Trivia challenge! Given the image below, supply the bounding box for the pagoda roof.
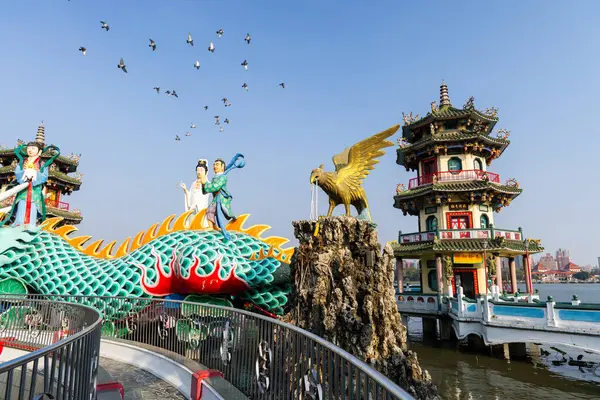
[391,237,544,257]
[0,148,80,170]
[401,129,509,150]
[46,206,83,224]
[0,165,82,189]
[403,105,498,135]
[394,180,523,200]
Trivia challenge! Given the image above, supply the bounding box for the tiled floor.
[100,357,185,400]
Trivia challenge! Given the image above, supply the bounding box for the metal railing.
[11,294,414,399]
[45,199,70,211]
[0,297,102,400]
[408,169,500,189]
[398,227,523,243]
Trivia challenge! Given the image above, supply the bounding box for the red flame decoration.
[134,247,250,296]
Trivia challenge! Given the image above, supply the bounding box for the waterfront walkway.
[100,358,185,400]
[397,288,600,353]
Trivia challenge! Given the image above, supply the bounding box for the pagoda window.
[425,216,438,232]
[480,214,489,229]
[444,120,458,130]
[473,158,483,170]
[427,270,439,291]
[447,157,462,173]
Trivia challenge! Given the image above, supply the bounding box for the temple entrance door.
[452,267,478,299]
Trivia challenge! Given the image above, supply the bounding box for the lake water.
[406,283,600,399]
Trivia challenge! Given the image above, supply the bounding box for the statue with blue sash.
[199,154,245,241]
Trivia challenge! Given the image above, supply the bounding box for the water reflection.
[406,317,600,399]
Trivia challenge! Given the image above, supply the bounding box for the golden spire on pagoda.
[440,81,451,107]
[35,121,45,146]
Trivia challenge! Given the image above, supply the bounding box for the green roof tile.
[46,207,83,222]
[391,238,544,256]
[394,180,522,200]
[0,148,80,167]
[0,165,82,187]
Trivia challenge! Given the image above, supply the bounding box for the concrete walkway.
[100,357,185,400]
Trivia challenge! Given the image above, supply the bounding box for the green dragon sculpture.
[0,209,295,318]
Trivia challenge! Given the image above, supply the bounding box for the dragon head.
[309,164,325,185]
[0,226,40,266]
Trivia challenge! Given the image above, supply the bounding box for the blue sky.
[0,0,599,266]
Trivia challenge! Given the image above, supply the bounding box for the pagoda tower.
[0,123,83,225]
[392,83,543,299]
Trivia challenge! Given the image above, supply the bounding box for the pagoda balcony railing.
[398,227,523,244]
[46,199,70,211]
[408,169,500,190]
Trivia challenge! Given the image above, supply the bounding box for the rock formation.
[283,216,440,399]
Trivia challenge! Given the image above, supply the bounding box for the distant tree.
[404,265,420,282]
[591,269,600,276]
[573,271,591,281]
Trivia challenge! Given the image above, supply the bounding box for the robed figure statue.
[180,159,210,228]
[199,154,245,241]
[0,141,60,227]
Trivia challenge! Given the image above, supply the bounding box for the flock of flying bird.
[77,20,286,141]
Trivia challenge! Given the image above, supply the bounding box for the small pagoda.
[392,83,543,299]
[0,123,83,225]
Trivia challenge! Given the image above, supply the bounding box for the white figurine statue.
[180,159,210,228]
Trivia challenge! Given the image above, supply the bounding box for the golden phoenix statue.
[309,124,400,220]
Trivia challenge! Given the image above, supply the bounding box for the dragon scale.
[0,210,294,318]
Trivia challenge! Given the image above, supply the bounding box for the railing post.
[546,296,556,327]
[482,296,491,322]
[457,286,464,317]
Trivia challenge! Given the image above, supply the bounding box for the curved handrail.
[0,297,103,372]
[16,294,414,399]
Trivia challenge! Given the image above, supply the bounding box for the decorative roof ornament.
[402,112,419,126]
[496,129,510,140]
[439,81,451,107]
[35,121,46,146]
[397,137,409,148]
[463,96,475,110]
[396,183,406,194]
[484,107,498,118]
[505,178,519,188]
[430,101,439,113]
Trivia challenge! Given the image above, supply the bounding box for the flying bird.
[214,116,220,125]
[194,60,200,70]
[224,118,230,124]
[187,33,194,46]
[172,90,178,98]
[224,100,231,107]
[242,83,248,91]
[219,127,224,132]
[78,47,87,56]
[100,21,109,31]
[309,125,400,220]
[241,60,248,70]
[216,29,224,38]
[244,33,251,44]
[185,132,191,137]
[175,135,181,141]
[117,58,127,73]
[279,82,285,89]
[190,123,196,129]
[204,105,209,111]
[208,42,215,52]
[221,97,228,104]
[165,90,172,96]
[153,87,160,93]
[149,39,156,51]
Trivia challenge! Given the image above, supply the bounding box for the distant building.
[556,248,571,270]
[597,257,600,269]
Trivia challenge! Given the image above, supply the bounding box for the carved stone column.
[509,257,517,294]
[396,258,404,293]
[435,255,443,294]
